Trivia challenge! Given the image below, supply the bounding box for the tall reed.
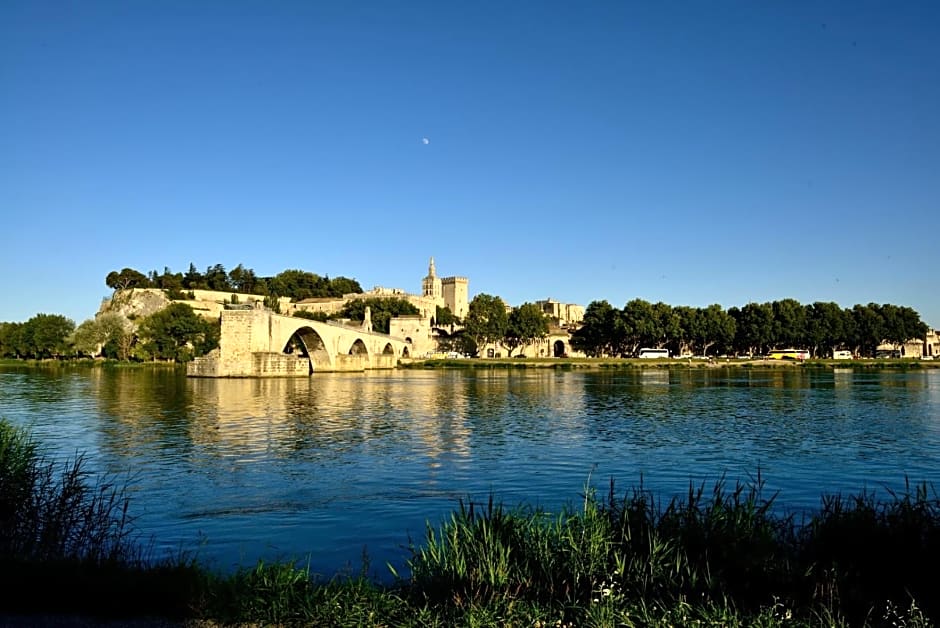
[403,474,938,625]
[0,418,203,618]
[0,419,137,564]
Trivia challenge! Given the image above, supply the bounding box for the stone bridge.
[187,305,412,377]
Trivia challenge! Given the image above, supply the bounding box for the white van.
[637,348,670,359]
[832,350,852,360]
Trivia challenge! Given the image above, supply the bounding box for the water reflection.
[1,365,939,579]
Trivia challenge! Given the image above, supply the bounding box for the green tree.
[263,294,282,314]
[732,302,774,356]
[182,263,206,290]
[463,294,509,353]
[0,322,25,358]
[137,303,216,362]
[17,314,75,359]
[570,300,617,357]
[504,303,549,357]
[652,302,681,350]
[69,313,134,360]
[253,277,270,296]
[771,298,806,348]
[228,264,259,294]
[693,304,736,357]
[268,270,325,301]
[805,301,847,357]
[154,267,184,292]
[672,305,697,356]
[850,303,885,357]
[197,318,221,357]
[70,318,106,357]
[436,330,477,357]
[204,264,230,291]
[434,305,459,326]
[100,312,135,360]
[105,268,150,291]
[880,304,928,355]
[327,276,363,297]
[621,299,659,356]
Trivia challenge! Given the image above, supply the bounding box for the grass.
[2,417,938,626]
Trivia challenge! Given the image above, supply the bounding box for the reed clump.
[403,475,939,626]
[0,419,202,618]
[0,422,135,565]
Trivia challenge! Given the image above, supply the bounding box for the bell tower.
[422,257,442,301]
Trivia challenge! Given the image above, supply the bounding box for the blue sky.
[2,1,938,327]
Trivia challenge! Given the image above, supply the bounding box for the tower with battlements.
[421,257,468,319]
[441,275,469,319]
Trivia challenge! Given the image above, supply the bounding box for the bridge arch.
[190,309,412,377]
[289,326,334,371]
[348,338,369,355]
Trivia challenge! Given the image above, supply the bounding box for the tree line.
[1,305,219,363]
[3,277,931,363]
[569,298,929,358]
[105,264,363,301]
[430,295,550,357]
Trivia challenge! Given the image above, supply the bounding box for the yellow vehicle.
[768,348,810,360]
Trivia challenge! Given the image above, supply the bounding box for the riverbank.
[4,356,937,374]
[0,358,182,369]
[401,356,940,370]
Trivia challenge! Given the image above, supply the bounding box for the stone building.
[535,298,585,327]
[387,315,436,357]
[923,329,939,358]
[291,258,467,323]
[422,257,469,319]
[475,329,584,359]
[875,330,940,359]
[291,296,346,316]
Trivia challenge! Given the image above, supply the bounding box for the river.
[1,364,939,580]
